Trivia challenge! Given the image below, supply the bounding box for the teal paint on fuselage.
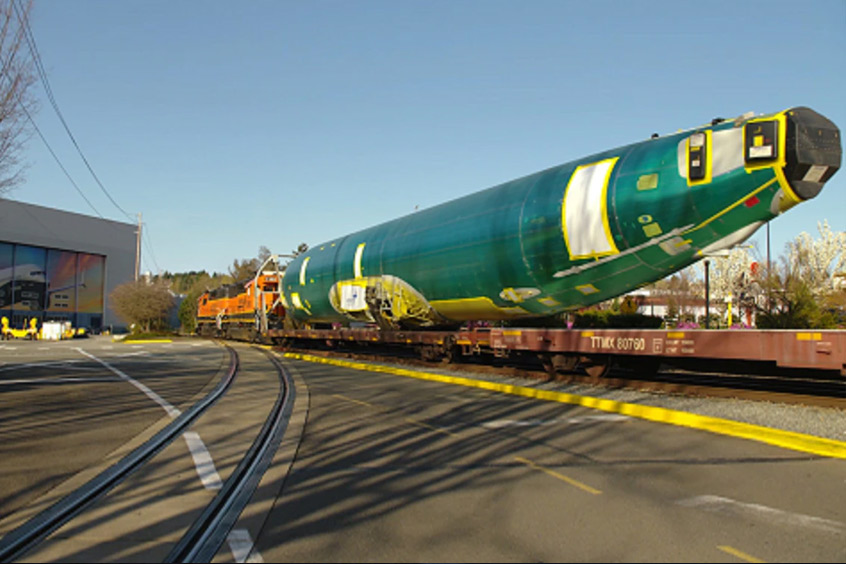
[282,109,834,325]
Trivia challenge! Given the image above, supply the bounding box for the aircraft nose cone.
[783,106,841,200]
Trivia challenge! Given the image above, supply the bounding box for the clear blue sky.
[10,0,846,276]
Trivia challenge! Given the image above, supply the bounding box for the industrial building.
[0,199,137,334]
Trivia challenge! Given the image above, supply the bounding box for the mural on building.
[0,243,11,309]
[11,245,47,311]
[46,249,78,312]
[0,241,105,329]
[77,253,105,314]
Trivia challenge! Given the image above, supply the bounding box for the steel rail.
[0,345,240,563]
[165,346,295,563]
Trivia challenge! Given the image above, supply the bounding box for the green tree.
[228,257,259,283]
[228,246,283,282]
[755,255,839,329]
[755,272,835,329]
[178,287,204,334]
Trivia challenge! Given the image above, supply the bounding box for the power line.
[141,223,162,274]
[13,0,134,223]
[0,18,102,219]
[20,102,104,218]
[11,0,167,275]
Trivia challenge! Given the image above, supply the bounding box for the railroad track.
[0,344,295,563]
[277,344,845,410]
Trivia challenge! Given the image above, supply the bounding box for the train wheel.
[539,353,580,377]
[580,355,613,379]
[419,345,436,362]
[440,335,456,364]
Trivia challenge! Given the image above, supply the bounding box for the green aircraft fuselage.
[282,107,841,328]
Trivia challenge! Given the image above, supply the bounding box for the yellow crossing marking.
[333,394,456,436]
[404,418,457,437]
[334,394,380,410]
[718,545,766,563]
[514,456,602,495]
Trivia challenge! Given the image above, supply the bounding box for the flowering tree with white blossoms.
[756,220,846,328]
[695,246,756,302]
[785,220,846,298]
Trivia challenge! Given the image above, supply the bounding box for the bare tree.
[257,245,272,264]
[110,279,175,333]
[650,265,701,323]
[0,0,37,196]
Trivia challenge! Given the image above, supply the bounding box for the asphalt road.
[2,338,844,562]
[253,357,845,563]
[0,336,227,522]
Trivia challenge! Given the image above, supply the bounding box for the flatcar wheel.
[539,353,580,377]
[440,336,456,364]
[580,355,612,379]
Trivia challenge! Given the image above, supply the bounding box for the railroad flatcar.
[196,260,285,340]
[280,107,840,330]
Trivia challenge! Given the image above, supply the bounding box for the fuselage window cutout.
[299,257,310,286]
[354,243,366,279]
[686,130,712,186]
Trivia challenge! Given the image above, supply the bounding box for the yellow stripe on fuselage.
[682,176,777,236]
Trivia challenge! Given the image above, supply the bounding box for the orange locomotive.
[196,259,285,341]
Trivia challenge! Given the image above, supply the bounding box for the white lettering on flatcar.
[588,336,645,351]
[617,337,646,351]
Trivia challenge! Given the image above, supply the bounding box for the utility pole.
[135,212,142,281]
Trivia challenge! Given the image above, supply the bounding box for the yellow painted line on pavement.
[284,352,846,460]
[334,393,456,436]
[515,456,602,495]
[718,545,765,563]
[404,418,458,437]
[334,393,380,410]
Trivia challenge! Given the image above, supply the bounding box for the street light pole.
[704,259,710,329]
[765,221,773,312]
[766,220,771,273]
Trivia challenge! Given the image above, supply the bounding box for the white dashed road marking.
[678,495,846,535]
[182,431,223,490]
[227,529,264,563]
